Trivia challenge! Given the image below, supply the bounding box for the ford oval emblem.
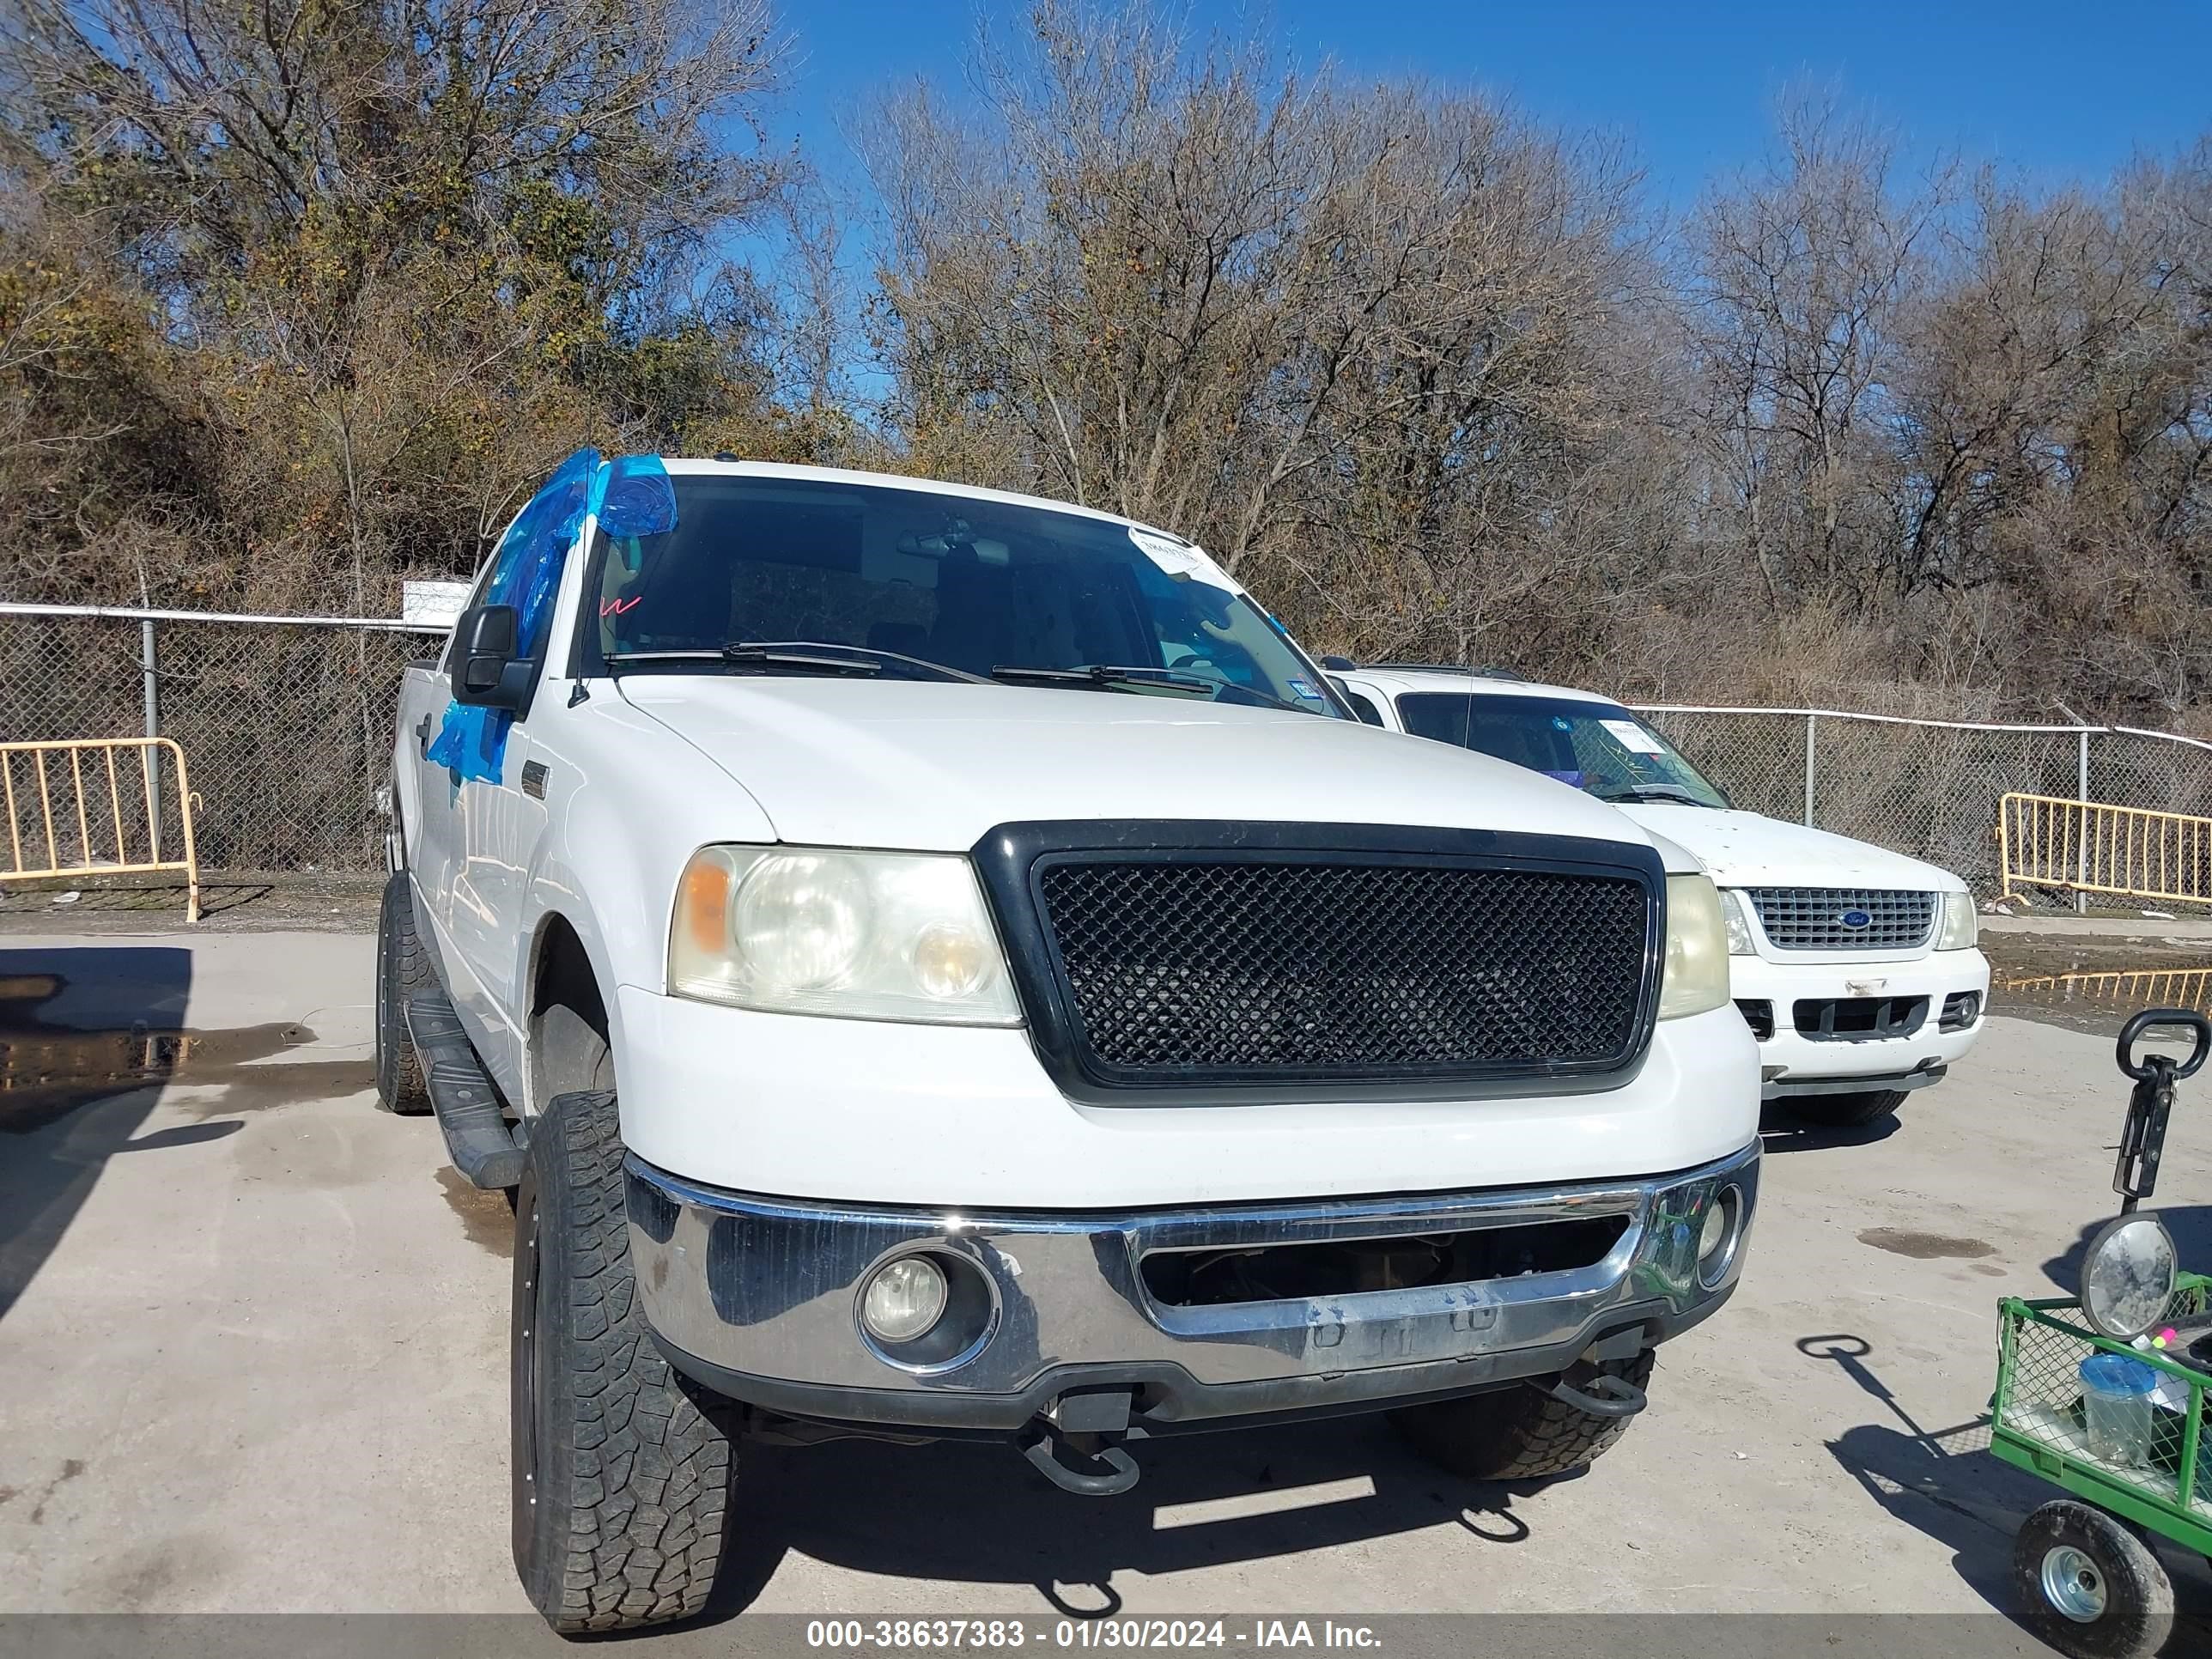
[1838,908,1872,930]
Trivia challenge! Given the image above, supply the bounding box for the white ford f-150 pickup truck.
[380,453,1760,1632]
[1328,665,1991,1128]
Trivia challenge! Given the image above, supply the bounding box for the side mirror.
[451,604,532,711]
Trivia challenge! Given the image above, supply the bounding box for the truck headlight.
[671,846,1023,1025]
[1935,889,1978,951]
[1658,873,1731,1020]
[1717,888,1757,956]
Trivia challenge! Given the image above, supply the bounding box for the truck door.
[416,452,672,1103]
[440,719,543,1097]
[417,459,593,1097]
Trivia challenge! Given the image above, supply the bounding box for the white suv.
[1330,665,1990,1128]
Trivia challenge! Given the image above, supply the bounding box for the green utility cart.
[1989,1006,2212,1658]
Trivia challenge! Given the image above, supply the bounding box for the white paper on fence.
[1601,718,1668,756]
[1129,528,1242,593]
[402,579,473,629]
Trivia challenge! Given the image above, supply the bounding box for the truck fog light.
[861,1256,948,1342]
[1698,1186,1742,1287]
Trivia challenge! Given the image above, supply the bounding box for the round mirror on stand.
[2079,1214,2178,1340]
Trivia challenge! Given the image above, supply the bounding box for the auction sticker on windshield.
[1600,718,1668,756]
[1129,527,1242,592]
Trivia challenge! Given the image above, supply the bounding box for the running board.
[404,992,526,1189]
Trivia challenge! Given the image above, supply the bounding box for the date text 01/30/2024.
[805,1621,1382,1651]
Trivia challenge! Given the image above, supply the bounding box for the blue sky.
[767,0,2212,206]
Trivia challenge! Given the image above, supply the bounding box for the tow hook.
[1536,1370,1648,1419]
[1020,1425,1141,1496]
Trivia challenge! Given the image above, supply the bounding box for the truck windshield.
[1395,691,1730,808]
[579,474,1343,718]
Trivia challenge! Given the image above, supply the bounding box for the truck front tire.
[512,1087,735,1632]
[1389,1351,1655,1480]
[374,872,434,1115]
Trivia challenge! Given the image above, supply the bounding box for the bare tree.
[862,1,1652,671]
[1689,96,1949,609]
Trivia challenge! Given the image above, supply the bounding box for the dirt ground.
[0,877,380,934]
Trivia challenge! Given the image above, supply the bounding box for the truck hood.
[1614,804,1964,891]
[618,677,1672,858]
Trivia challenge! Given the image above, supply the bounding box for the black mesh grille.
[1033,859,1652,1084]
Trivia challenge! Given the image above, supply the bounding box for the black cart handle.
[2117,1008,2212,1082]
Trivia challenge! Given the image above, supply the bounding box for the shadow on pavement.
[695,1411,1555,1625]
[0,946,263,1321]
[2,947,191,1320]
[1758,1109,1904,1154]
[1803,1333,2212,1655]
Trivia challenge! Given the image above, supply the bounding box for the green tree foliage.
[2,0,2209,732]
[0,0,804,609]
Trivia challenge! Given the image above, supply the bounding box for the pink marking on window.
[600,595,641,617]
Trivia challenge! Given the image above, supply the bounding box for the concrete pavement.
[0,928,2208,1632]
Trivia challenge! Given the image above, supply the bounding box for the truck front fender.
[512,693,776,1115]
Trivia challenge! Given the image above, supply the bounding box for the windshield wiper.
[1592,782,1722,808]
[988,664,1218,695]
[606,646,878,677]
[605,641,984,682]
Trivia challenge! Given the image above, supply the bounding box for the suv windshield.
[578,474,1342,718]
[1395,691,1729,808]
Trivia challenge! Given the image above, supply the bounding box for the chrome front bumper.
[625,1141,1759,1435]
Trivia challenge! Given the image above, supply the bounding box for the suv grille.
[1747,888,1935,952]
[1032,859,1652,1085]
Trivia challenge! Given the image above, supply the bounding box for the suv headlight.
[670,846,1022,1025]
[1659,873,1732,1020]
[1717,888,1757,956]
[1935,889,1978,951]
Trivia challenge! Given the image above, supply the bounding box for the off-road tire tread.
[1789,1088,1909,1129]
[522,1087,733,1632]
[2009,1498,2173,1659]
[374,872,434,1114]
[1391,1351,1656,1480]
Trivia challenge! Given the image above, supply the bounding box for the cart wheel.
[2012,1500,2173,1659]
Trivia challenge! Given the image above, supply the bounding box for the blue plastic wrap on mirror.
[426,451,676,784]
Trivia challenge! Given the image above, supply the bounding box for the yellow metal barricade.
[1997,792,2212,909]
[1999,965,2212,1015]
[0,737,201,921]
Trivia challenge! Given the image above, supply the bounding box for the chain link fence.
[0,605,437,878]
[3,604,2211,890]
[1636,706,2212,896]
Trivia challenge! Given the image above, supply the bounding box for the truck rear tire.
[1390,1352,1655,1480]
[1789,1089,1908,1129]
[512,1087,735,1632]
[374,872,434,1115]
